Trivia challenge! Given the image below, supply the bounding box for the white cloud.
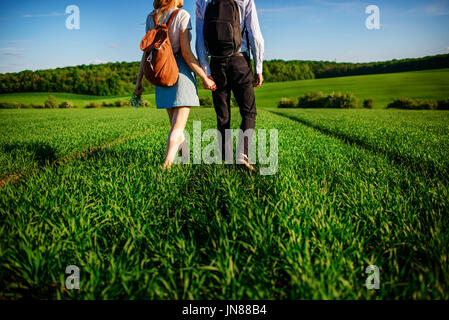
[258,5,315,14]
[22,12,63,18]
[425,3,449,16]
[0,63,25,73]
[258,8,286,13]
[5,52,22,57]
[110,44,121,48]
[88,59,109,65]
[313,0,362,12]
[0,47,25,51]
[407,1,449,16]
[0,40,31,44]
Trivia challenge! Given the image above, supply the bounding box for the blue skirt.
[155,54,200,109]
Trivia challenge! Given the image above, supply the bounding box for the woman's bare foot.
[163,162,172,171]
[164,136,186,170]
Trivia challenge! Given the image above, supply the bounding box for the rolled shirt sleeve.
[245,0,264,74]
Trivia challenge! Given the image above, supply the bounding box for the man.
[196,0,264,171]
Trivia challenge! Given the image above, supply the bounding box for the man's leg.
[210,58,232,161]
[230,55,257,159]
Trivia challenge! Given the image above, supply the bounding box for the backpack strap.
[152,9,180,28]
[166,9,181,28]
[152,10,159,27]
[243,24,251,58]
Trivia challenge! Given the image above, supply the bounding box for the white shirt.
[146,8,192,55]
[195,0,265,76]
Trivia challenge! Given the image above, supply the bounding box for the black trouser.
[210,54,257,160]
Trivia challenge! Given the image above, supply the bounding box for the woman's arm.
[135,52,145,95]
[180,29,216,91]
[195,0,211,77]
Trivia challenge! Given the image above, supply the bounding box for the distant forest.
[1,54,448,96]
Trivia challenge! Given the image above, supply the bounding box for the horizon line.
[1,53,448,75]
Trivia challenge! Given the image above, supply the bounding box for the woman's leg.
[165,108,188,158]
[166,109,175,156]
[167,108,175,124]
[164,107,191,169]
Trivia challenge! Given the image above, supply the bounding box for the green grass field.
[1,107,448,299]
[1,68,448,109]
[255,68,449,108]
[0,92,156,109]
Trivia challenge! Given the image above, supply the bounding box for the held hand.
[253,74,264,88]
[134,83,143,96]
[203,76,217,91]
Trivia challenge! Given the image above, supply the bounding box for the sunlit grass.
[0,108,448,299]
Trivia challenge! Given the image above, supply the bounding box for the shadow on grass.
[1,142,57,166]
[270,110,449,183]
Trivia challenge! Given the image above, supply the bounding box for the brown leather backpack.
[140,9,180,87]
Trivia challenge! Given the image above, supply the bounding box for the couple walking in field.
[134,0,264,171]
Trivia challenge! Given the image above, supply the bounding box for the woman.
[135,0,216,170]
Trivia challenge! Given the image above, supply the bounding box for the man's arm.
[195,0,211,77]
[245,0,265,85]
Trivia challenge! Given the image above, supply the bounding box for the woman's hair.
[153,0,179,21]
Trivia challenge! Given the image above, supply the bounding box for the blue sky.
[0,0,448,73]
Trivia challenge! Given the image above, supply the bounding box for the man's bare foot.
[236,154,257,173]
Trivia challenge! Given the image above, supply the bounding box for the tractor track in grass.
[1,108,448,299]
[269,110,448,183]
[0,129,154,188]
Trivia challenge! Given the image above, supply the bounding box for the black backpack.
[203,0,242,58]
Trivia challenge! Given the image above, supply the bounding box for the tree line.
[1,54,448,96]
[278,93,449,110]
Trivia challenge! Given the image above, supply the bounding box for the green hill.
[1,54,448,96]
[1,68,448,109]
[255,68,449,108]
